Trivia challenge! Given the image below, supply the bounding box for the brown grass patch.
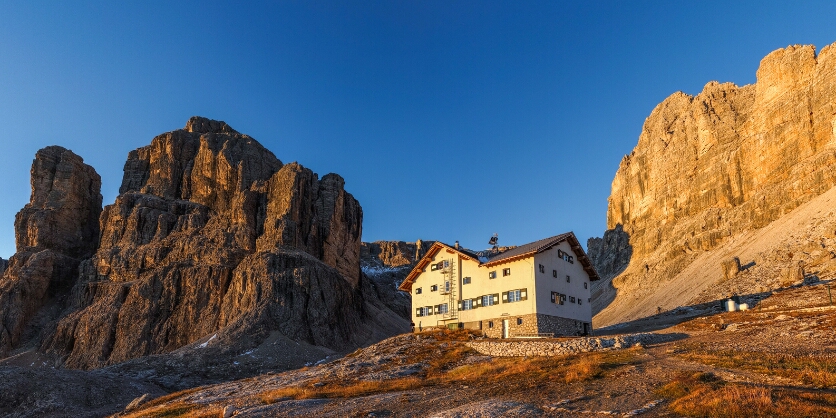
[260,377,423,404]
[679,350,836,388]
[658,372,836,417]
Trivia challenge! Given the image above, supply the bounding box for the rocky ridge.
[0,117,407,376]
[590,42,836,326]
[360,240,434,320]
[0,146,102,356]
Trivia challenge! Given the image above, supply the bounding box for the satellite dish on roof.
[488,233,498,246]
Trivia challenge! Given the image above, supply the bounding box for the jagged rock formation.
[0,147,102,356]
[0,117,406,372]
[0,258,7,275]
[360,240,434,320]
[591,43,836,326]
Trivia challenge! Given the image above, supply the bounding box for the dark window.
[568,256,574,264]
[584,282,588,289]
[570,296,576,303]
[489,271,497,279]
[553,270,557,278]
[488,321,494,328]
[463,276,471,285]
[430,285,438,292]
[517,318,523,325]
[579,299,582,305]
[539,264,545,273]
[503,268,511,276]
[415,287,422,294]
[566,275,571,283]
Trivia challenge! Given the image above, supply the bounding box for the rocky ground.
[117,279,836,418]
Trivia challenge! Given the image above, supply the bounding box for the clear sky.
[1,1,835,258]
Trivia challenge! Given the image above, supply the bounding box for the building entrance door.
[502,319,510,338]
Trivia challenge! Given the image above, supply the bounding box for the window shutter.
[472,298,479,309]
[493,293,499,304]
[502,291,508,302]
[521,288,527,301]
[416,308,421,316]
[457,301,462,310]
[551,292,556,303]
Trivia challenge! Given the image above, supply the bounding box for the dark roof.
[484,233,573,264]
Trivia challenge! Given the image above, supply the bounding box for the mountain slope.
[590,42,836,326]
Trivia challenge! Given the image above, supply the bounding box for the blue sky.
[1,1,835,258]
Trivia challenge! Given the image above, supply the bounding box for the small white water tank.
[726,299,738,311]
[739,303,749,311]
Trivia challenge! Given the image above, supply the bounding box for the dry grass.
[658,371,836,417]
[262,339,638,404]
[679,350,836,388]
[121,402,223,418]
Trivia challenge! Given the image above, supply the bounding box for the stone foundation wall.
[453,313,590,338]
[465,333,671,357]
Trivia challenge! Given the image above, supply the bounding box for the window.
[584,282,588,289]
[568,256,574,264]
[503,268,511,276]
[503,289,527,303]
[431,263,438,271]
[553,270,557,278]
[444,281,450,293]
[517,318,523,325]
[416,306,432,317]
[430,285,438,292]
[415,287,422,294]
[539,264,545,273]
[483,295,495,306]
[551,292,566,305]
[462,299,473,310]
[431,261,447,271]
[578,299,582,305]
[488,321,494,328]
[463,276,471,285]
[566,275,571,283]
[508,289,521,302]
[588,298,591,303]
[439,303,449,314]
[489,271,497,279]
[570,296,576,303]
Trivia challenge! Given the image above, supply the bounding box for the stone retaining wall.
[465,333,669,357]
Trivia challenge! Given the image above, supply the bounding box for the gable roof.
[397,232,600,292]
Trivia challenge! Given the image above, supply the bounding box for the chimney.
[454,241,459,249]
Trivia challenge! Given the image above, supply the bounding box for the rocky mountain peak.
[0,119,400,371]
[184,116,239,134]
[591,41,836,326]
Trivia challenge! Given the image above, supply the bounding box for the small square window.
[539,264,545,273]
[517,318,523,325]
[430,285,438,292]
[463,276,471,285]
[415,287,422,294]
[553,270,557,278]
[584,282,588,289]
[566,275,571,283]
[489,271,497,279]
[503,268,511,276]
[570,296,576,303]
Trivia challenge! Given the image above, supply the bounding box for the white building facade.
[399,233,600,338]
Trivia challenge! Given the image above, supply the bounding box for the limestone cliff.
[0,117,406,372]
[592,43,836,326]
[0,147,102,356]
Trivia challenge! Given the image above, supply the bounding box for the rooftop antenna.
[488,233,498,251]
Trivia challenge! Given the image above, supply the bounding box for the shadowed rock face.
[0,117,405,370]
[0,146,102,356]
[593,42,836,325]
